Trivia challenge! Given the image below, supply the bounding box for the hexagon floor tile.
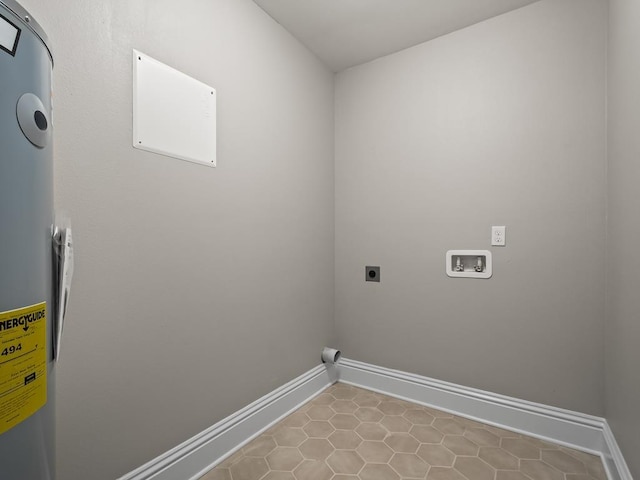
[200,384,606,480]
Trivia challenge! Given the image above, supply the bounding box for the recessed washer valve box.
[446,250,492,279]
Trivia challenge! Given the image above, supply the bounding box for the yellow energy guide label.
[0,302,47,435]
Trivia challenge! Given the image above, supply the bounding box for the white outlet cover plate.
[491,226,506,246]
[133,50,216,167]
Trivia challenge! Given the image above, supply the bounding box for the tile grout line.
[204,383,606,480]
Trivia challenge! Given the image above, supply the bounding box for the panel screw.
[24,15,30,22]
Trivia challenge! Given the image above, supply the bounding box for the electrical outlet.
[492,226,506,246]
[365,266,380,282]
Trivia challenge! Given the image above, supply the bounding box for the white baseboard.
[337,358,632,480]
[602,422,634,480]
[118,358,632,480]
[117,364,338,480]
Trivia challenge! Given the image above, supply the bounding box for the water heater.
[0,1,55,479]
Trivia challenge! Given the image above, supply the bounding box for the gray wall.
[606,0,640,476]
[18,1,335,479]
[335,0,607,415]
[12,0,630,477]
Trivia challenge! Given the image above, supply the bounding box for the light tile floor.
[200,383,607,480]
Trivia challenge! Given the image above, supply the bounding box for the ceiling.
[253,0,541,72]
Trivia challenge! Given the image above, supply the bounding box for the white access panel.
[133,50,216,167]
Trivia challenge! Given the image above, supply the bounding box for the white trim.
[118,358,632,480]
[337,358,632,480]
[602,422,634,480]
[117,364,337,480]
